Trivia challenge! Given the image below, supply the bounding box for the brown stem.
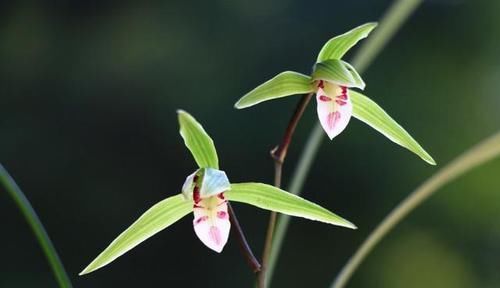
[257,92,314,288]
[271,93,314,164]
[227,202,261,273]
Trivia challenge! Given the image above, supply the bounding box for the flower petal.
[193,195,230,253]
[200,168,231,198]
[316,81,353,140]
[181,170,198,200]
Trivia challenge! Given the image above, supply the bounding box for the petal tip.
[211,245,224,253]
[326,131,336,140]
[340,219,358,230]
[234,101,244,109]
[79,266,92,276]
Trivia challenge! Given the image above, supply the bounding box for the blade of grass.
[331,130,500,288]
[0,164,72,288]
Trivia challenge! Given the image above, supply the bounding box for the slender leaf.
[312,59,365,89]
[317,23,378,62]
[226,183,356,229]
[80,194,192,275]
[350,91,436,165]
[178,110,219,169]
[234,71,314,109]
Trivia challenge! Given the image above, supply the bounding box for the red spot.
[217,211,228,219]
[336,99,347,106]
[319,95,332,102]
[341,86,347,94]
[217,193,225,200]
[317,80,325,89]
[338,93,347,100]
[193,186,201,204]
[327,111,341,129]
[194,216,208,225]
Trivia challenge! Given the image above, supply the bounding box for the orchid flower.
[234,23,436,165]
[80,110,355,275]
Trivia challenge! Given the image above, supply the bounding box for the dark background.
[1,0,500,287]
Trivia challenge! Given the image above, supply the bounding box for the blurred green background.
[1,0,500,287]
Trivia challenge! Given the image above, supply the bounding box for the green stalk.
[0,164,73,288]
[267,0,423,285]
[331,131,500,288]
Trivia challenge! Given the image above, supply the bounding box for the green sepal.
[350,91,436,165]
[226,183,356,229]
[316,22,378,62]
[80,194,192,275]
[178,110,219,169]
[234,71,314,109]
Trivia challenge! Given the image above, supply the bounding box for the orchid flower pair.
[80,110,355,275]
[81,22,436,276]
[235,23,436,165]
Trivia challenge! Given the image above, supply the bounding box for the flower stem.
[0,164,73,288]
[266,0,424,285]
[228,203,261,272]
[257,92,314,288]
[331,130,500,288]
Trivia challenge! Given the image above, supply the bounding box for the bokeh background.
[1,0,500,287]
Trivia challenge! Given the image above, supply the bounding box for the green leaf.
[234,71,314,109]
[80,194,192,275]
[178,110,219,169]
[350,91,436,165]
[312,59,365,89]
[317,22,378,62]
[226,183,356,229]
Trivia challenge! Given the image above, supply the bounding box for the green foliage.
[178,110,219,169]
[312,59,365,89]
[80,195,192,275]
[234,71,314,109]
[316,22,378,62]
[350,91,436,165]
[226,183,356,229]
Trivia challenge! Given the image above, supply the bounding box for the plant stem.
[267,0,424,285]
[228,203,261,272]
[331,130,500,288]
[257,92,314,288]
[267,123,324,283]
[0,164,73,288]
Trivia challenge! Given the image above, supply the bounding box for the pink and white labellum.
[191,175,230,253]
[316,80,353,140]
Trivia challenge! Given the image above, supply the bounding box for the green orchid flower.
[80,110,356,275]
[234,23,436,165]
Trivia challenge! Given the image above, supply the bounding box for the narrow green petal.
[178,110,219,169]
[79,194,192,275]
[317,22,378,62]
[234,71,314,109]
[350,91,436,165]
[226,183,356,229]
[312,59,365,89]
